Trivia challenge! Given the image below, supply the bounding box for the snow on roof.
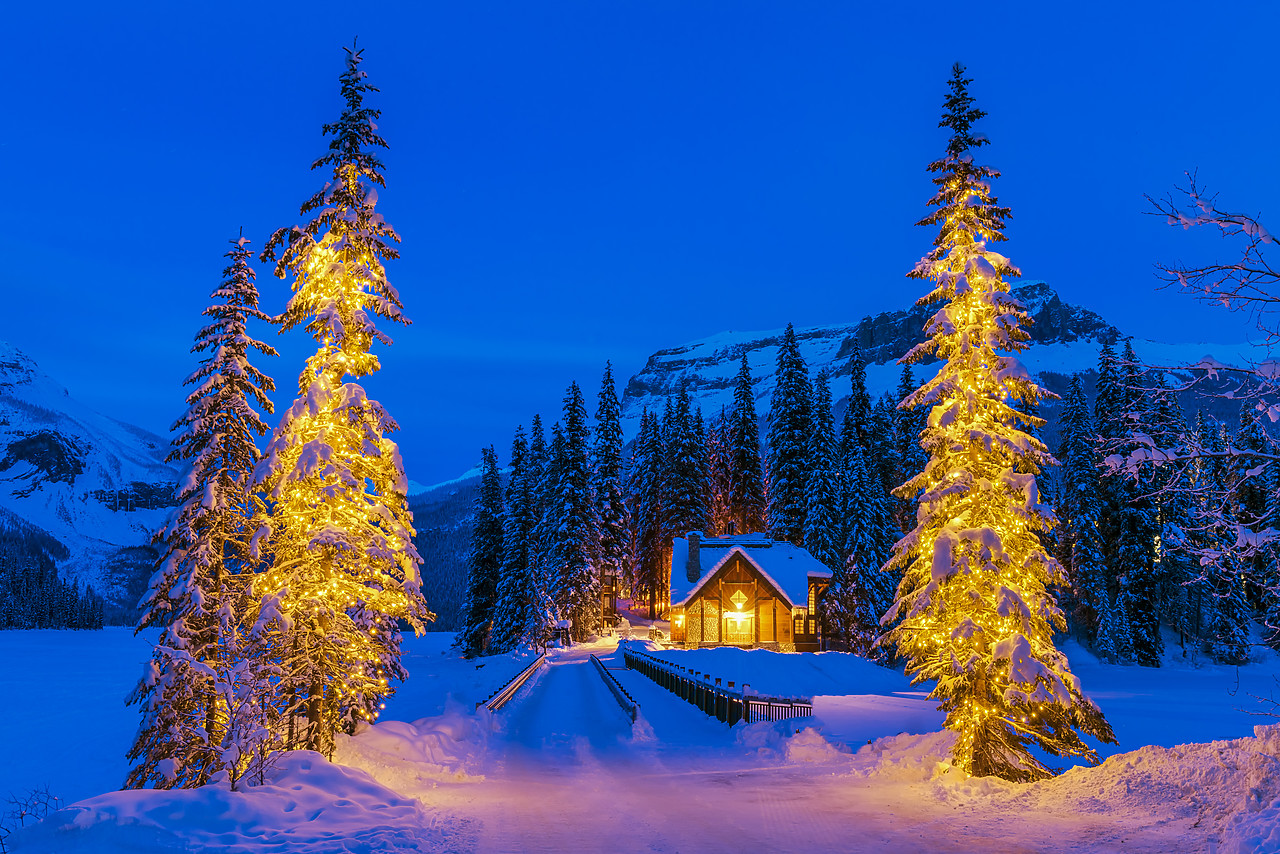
[670,534,832,609]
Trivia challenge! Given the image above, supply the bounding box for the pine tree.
[893,364,929,529]
[706,409,733,536]
[803,370,842,570]
[870,393,902,513]
[528,422,567,637]
[490,426,549,651]
[547,382,600,641]
[492,415,557,650]
[1093,339,1125,559]
[1147,375,1198,654]
[834,350,896,591]
[767,324,812,545]
[628,409,667,618]
[845,343,873,449]
[1234,404,1271,607]
[826,439,896,655]
[665,389,709,541]
[459,446,504,657]
[252,45,431,755]
[127,233,278,789]
[593,363,632,601]
[883,64,1115,781]
[1260,463,1280,649]
[528,415,549,515]
[1111,341,1162,666]
[1056,375,1111,646]
[1194,415,1252,663]
[693,407,712,525]
[728,354,768,535]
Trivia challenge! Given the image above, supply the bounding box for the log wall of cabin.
[677,553,797,648]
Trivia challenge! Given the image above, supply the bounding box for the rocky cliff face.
[619,281,1122,433]
[0,342,178,621]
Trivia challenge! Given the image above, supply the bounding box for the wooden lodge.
[668,532,831,652]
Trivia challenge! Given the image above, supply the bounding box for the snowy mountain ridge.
[618,281,1260,434]
[0,340,179,617]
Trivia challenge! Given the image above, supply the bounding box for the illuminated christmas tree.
[253,44,431,755]
[882,64,1115,781]
[127,233,278,788]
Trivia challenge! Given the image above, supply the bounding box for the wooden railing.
[590,654,639,723]
[475,652,547,712]
[622,646,812,726]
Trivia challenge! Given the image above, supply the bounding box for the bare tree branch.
[1147,172,1280,346]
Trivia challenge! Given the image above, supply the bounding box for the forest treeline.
[460,332,1277,667]
[0,524,104,629]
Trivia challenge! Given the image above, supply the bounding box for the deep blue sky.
[4,2,1278,485]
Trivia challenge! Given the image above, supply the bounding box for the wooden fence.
[475,652,547,712]
[590,654,639,723]
[622,646,812,726]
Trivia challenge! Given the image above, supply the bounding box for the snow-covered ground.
[5,629,1280,852]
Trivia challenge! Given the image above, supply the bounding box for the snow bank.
[850,724,1280,854]
[333,698,489,794]
[1013,723,1280,854]
[12,751,466,854]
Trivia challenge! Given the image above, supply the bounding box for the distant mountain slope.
[0,342,179,621]
[409,474,483,633]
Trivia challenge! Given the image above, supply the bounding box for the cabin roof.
[670,534,832,609]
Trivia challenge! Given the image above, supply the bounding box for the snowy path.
[384,644,1199,854]
[12,633,1263,853]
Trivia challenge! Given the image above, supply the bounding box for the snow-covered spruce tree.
[1233,405,1271,605]
[870,393,902,512]
[693,407,712,526]
[664,389,710,542]
[1115,341,1162,666]
[526,415,549,524]
[127,233,278,789]
[593,364,632,599]
[826,359,900,653]
[844,343,873,449]
[459,446,504,657]
[488,426,529,652]
[490,425,553,651]
[706,409,733,536]
[893,364,929,530]
[1092,342,1127,585]
[548,382,600,641]
[1261,464,1280,649]
[1145,375,1200,653]
[253,45,431,755]
[826,442,896,655]
[729,354,768,535]
[803,370,842,570]
[628,409,668,618]
[1056,375,1111,645]
[767,324,812,545]
[882,64,1115,781]
[1194,415,1252,663]
[526,421,566,634]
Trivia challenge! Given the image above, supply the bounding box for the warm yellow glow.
[881,68,1114,780]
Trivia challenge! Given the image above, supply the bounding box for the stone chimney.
[686,531,701,583]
